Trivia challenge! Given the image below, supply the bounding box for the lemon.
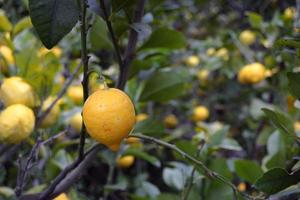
[53,193,70,200]
[284,7,295,20]
[0,45,14,65]
[39,46,62,58]
[237,182,247,192]
[238,63,266,84]
[0,77,36,107]
[294,122,300,132]
[0,104,35,144]
[215,48,229,61]
[69,112,82,132]
[239,30,256,45]
[116,155,135,168]
[193,106,209,121]
[136,113,148,122]
[67,85,83,105]
[125,136,141,145]
[164,114,178,129]
[185,55,200,67]
[82,88,136,151]
[197,69,209,82]
[40,97,60,128]
[206,48,216,56]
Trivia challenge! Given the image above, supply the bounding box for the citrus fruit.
[215,48,229,60]
[284,7,295,20]
[53,193,70,200]
[0,45,14,65]
[116,155,135,168]
[69,112,82,132]
[164,114,178,129]
[39,46,62,58]
[40,97,60,128]
[206,48,216,56]
[192,106,209,121]
[82,88,136,151]
[67,85,83,105]
[185,55,200,67]
[136,113,148,122]
[294,122,300,132]
[237,182,247,192]
[239,30,256,45]
[197,69,209,82]
[0,76,35,107]
[238,63,266,84]
[0,104,35,144]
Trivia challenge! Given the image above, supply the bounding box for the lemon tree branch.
[129,134,253,200]
[117,0,146,89]
[78,0,90,160]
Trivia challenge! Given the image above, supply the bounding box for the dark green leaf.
[287,72,300,99]
[262,108,295,137]
[123,148,161,167]
[140,68,191,102]
[234,159,263,184]
[29,0,79,48]
[246,12,263,29]
[133,118,165,137]
[140,28,186,50]
[255,168,300,194]
[89,17,113,50]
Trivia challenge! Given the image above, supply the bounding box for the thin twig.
[117,0,146,89]
[78,0,90,160]
[99,0,123,70]
[129,134,252,200]
[15,137,43,197]
[36,61,82,126]
[36,144,102,200]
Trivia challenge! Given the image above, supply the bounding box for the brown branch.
[36,61,82,127]
[117,0,146,90]
[78,0,90,160]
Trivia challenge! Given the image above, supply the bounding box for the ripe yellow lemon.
[193,106,209,121]
[136,113,148,122]
[0,77,35,107]
[0,104,35,144]
[116,155,135,168]
[215,48,229,61]
[82,88,136,151]
[67,85,83,105]
[237,182,247,192]
[40,97,60,128]
[284,7,295,20]
[197,69,209,82]
[39,46,62,58]
[239,30,256,45]
[206,48,216,56]
[69,112,82,132]
[53,193,70,200]
[164,114,178,129]
[0,45,14,65]
[294,122,300,132]
[238,63,266,84]
[185,55,200,67]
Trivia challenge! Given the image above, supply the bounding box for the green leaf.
[13,17,33,36]
[89,17,113,51]
[0,10,12,32]
[287,72,300,99]
[133,118,165,137]
[262,108,295,137]
[123,148,161,167]
[140,68,191,102]
[255,168,300,194]
[140,28,186,50]
[234,159,263,184]
[246,12,263,29]
[29,0,79,48]
[275,38,300,49]
[0,187,14,197]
